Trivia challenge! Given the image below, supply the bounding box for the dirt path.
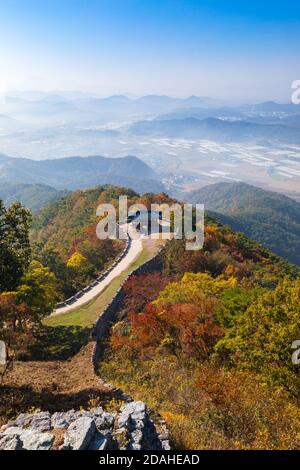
[52,223,143,315]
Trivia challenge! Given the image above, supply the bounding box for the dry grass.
[0,342,113,426]
[51,429,65,450]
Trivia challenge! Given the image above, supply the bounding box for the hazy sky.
[1,0,300,101]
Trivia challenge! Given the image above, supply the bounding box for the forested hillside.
[101,218,300,450]
[1,186,300,450]
[30,185,175,299]
[0,200,58,359]
[0,186,176,430]
[187,182,300,266]
[0,153,165,194]
[0,181,67,211]
[30,186,136,299]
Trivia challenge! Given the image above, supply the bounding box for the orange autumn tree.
[111,273,233,361]
[0,293,29,339]
[128,302,224,359]
[122,273,169,315]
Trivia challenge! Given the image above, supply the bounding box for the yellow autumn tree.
[66,251,88,273]
[155,272,237,308]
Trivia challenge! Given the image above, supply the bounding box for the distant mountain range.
[187,182,300,266]
[0,154,165,194]
[159,100,300,119]
[1,95,300,159]
[0,93,226,127]
[1,93,299,133]
[129,117,300,143]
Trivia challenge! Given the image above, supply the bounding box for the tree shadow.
[17,325,91,361]
[0,384,114,425]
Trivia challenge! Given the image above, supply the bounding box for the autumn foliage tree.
[111,273,232,361]
[0,201,31,291]
[16,260,58,321]
[101,263,300,450]
[0,200,58,360]
[0,293,29,343]
[122,273,169,315]
[215,278,300,396]
[124,301,224,360]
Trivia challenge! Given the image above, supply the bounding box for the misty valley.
[0,95,300,201]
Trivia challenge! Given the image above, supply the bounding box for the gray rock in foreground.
[3,427,53,450]
[0,433,23,450]
[88,431,111,450]
[0,401,170,451]
[51,410,79,429]
[31,411,51,432]
[117,401,163,450]
[60,417,96,450]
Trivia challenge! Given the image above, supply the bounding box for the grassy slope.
[44,241,158,328]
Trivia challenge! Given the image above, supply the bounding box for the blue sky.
[0,0,300,101]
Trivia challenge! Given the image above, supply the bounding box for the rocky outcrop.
[117,401,170,450]
[60,417,96,450]
[0,402,170,451]
[1,427,54,450]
